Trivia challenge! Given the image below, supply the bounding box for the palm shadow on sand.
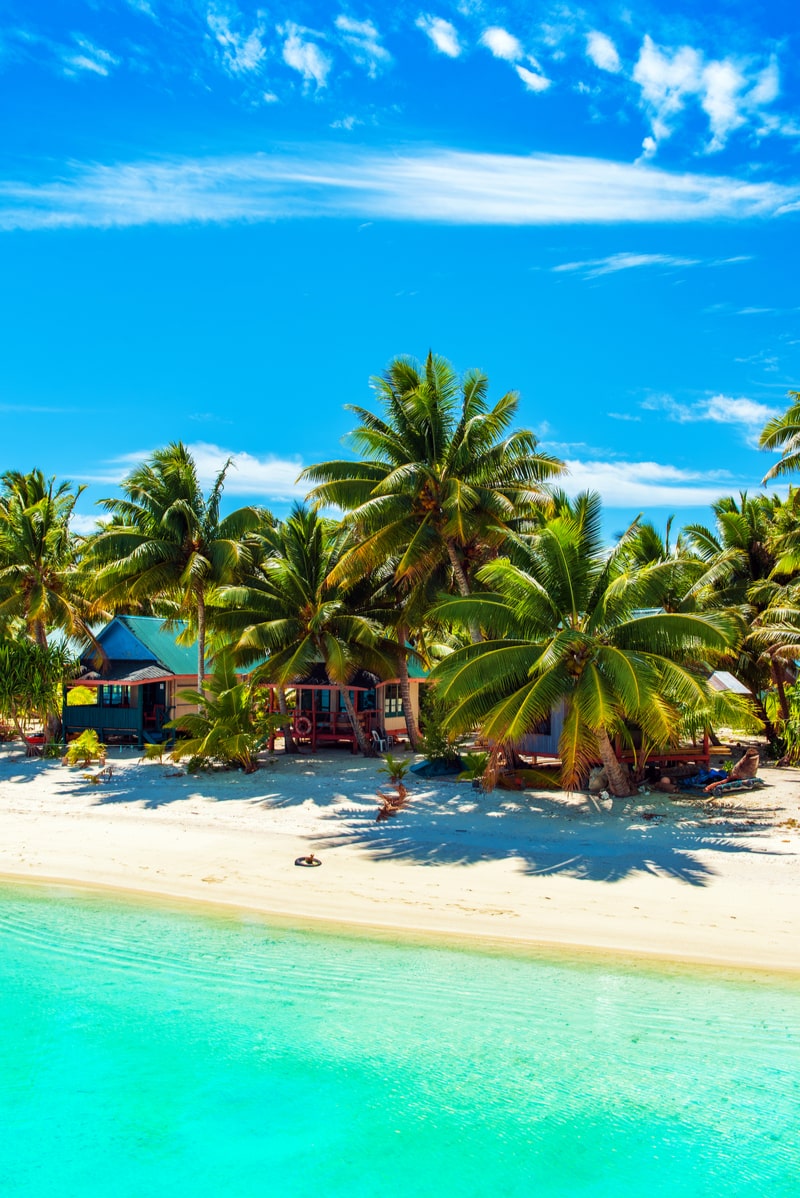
[313,788,787,887]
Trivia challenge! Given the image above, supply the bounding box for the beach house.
[64,616,428,751]
[63,616,200,747]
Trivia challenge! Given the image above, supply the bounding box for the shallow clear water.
[0,884,797,1197]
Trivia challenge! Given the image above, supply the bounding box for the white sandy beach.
[1,746,798,974]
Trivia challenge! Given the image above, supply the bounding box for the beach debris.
[376,782,408,821]
[656,776,677,793]
[704,746,760,794]
[588,766,608,793]
[80,764,114,785]
[294,852,322,867]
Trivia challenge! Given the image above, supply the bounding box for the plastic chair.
[371,728,388,752]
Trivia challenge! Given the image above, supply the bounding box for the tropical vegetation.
[165,649,281,773]
[430,492,739,796]
[2,354,800,784]
[0,639,76,750]
[87,442,265,693]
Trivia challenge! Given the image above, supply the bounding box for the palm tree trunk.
[397,645,421,749]
[446,539,471,595]
[596,728,636,797]
[33,620,47,648]
[752,693,778,743]
[338,684,373,756]
[446,539,481,644]
[277,686,297,753]
[770,657,790,722]
[196,590,206,706]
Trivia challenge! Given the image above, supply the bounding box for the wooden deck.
[291,709,379,753]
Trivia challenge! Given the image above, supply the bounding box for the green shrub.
[64,729,106,766]
[378,753,410,784]
[457,751,489,782]
[418,688,462,765]
[166,650,280,773]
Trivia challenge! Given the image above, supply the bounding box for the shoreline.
[3,870,800,986]
[2,748,798,979]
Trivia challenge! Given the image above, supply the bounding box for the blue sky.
[1,0,798,535]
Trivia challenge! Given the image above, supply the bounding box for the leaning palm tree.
[430,492,738,796]
[0,469,90,646]
[88,443,266,693]
[215,505,395,756]
[300,353,564,616]
[759,390,800,482]
[683,492,790,731]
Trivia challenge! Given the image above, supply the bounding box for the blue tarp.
[410,758,463,778]
[677,768,727,791]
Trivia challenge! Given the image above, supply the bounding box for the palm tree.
[89,443,266,693]
[300,353,563,629]
[215,505,395,756]
[166,649,277,773]
[615,516,705,613]
[683,492,788,729]
[430,492,737,796]
[0,470,89,646]
[759,390,800,481]
[683,493,780,606]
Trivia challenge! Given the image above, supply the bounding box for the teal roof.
[405,645,429,679]
[107,616,197,676]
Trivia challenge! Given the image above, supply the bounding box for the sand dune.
[1,747,798,974]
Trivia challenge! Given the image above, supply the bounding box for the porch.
[290,684,380,753]
[64,673,173,748]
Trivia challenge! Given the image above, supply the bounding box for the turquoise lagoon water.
[0,884,798,1197]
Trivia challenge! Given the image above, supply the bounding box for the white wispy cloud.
[281,22,331,88]
[207,5,266,75]
[416,15,461,58]
[560,459,736,507]
[1,147,797,232]
[63,36,119,77]
[553,251,698,277]
[334,15,390,77]
[480,27,523,62]
[515,64,550,92]
[108,443,307,500]
[551,251,751,278]
[478,25,549,93]
[586,31,620,74]
[642,393,781,444]
[330,114,363,130]
[125,0,156,16]
[633,35,780,155]
[71,513,106,535]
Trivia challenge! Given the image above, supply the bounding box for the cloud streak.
[642,393,781,445]
[0,147,797,232]
[552,251,751,278]
[560,459,739,507]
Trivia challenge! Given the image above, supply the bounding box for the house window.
[101,686,132,707]
[383,684,404,717]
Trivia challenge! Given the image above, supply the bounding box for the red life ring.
[295,716,313,737]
